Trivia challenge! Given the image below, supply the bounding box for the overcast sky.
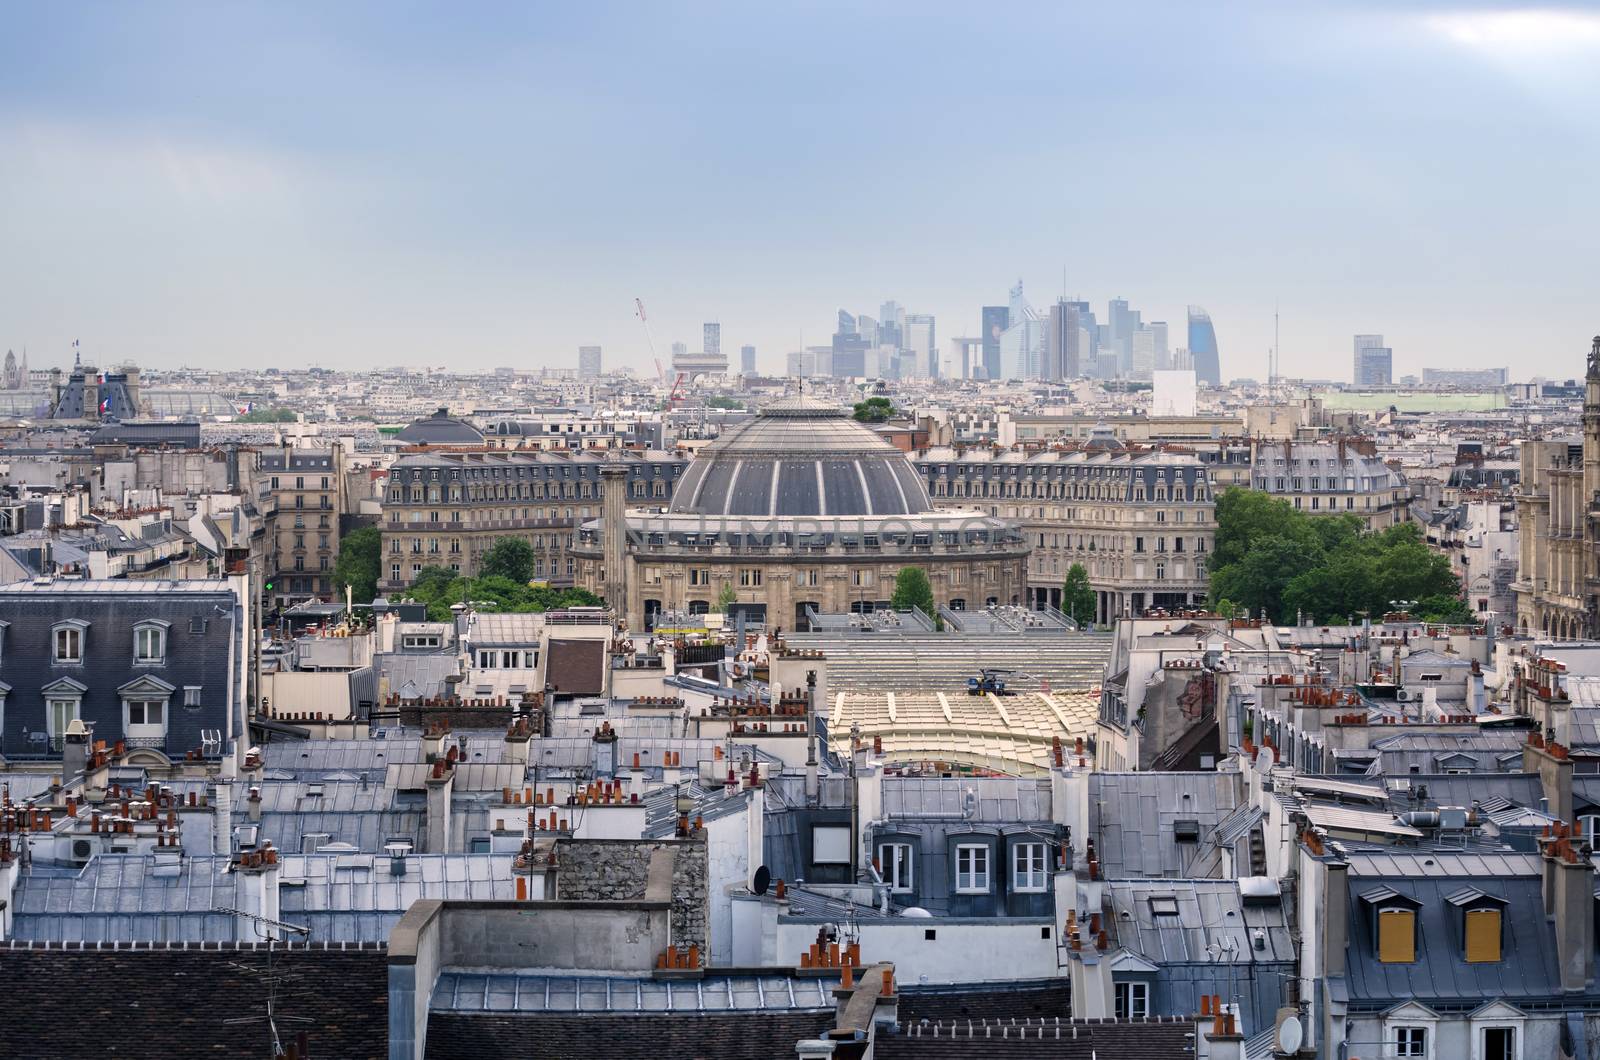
[3,2,1598,381]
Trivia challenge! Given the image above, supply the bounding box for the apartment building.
[260,444,348,608]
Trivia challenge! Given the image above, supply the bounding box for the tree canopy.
[479,537,536,583]
[890,566,936,618]
[1061,563,1096,628]
[401,565,602,622]
[1208,488,1474,626]
[852,397,897,423]
[331,526,381,604]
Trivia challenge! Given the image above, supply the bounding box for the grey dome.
[669,395,935,518]
[396,408,485,446]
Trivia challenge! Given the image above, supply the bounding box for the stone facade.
[915,443,1215,623]
[260,444,347,607]
[379,449,685,593]
[1514,338,1600,639]
[556,838,708,951]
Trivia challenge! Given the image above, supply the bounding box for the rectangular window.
[55,628,81,663]
[1465,908,1501,963]
[1395,1027,1427,1058]
[955,844,989,893]
[1114,982,1148,1019]
[1482,1027,1514,1060]
[1012,843,1047,892]
[812,825,852,865]
[184,686,202,708]
[127,700,165,726]
[134,626,164,663]
[689,568,711,586]
[739,568,762,587]
[877,842,913,892]
[477,650,496,669]
[49,698,79,744]
[1378,908,1416,963]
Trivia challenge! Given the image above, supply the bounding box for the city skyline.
[5,4,1599,378]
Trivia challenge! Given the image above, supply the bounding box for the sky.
[3,2,1599,382]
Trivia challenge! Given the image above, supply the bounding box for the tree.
[1208,487,1479,627]
[238,407,296,423]
[852,397,897,423]
[479,537,535,583]
[716,583,738,611]
[331,526,381,604]
[890,567,936,618]
[1060,563,1096,628]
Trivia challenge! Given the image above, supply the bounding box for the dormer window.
[134,621,169,665]
[1361,886,1421,963]
[1446,887,1508,964]
[53,620,88,664]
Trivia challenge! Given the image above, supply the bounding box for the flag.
[99,398,110,413]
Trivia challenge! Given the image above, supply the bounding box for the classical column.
[600,464,630,621]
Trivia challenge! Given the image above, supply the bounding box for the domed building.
[393,407,486,448]
[573,396,1027,629]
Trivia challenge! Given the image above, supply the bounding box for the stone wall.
[557,838,708,951]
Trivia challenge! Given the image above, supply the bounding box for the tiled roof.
[424,1010,833,1060]
[0,946,388,1059]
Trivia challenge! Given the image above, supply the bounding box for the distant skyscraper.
[1149,322,1169,370]
[703,323,721,358]
[577,345,602,379]
[1353,335,1393,386]
[670,341,687,361]
[740,344,756,375]
[831,309,869,377]
[1047,300,1085,380]
[1350,336,1388,385]
[905,314,936,378]
[1130,328,1156,380]
[1186,306,1221,386]
[980,305,1009,380]
[999,282,1044,380]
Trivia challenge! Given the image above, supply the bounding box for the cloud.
[1423,7,1600,51]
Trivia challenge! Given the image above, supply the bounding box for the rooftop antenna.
[214,906,313,1059]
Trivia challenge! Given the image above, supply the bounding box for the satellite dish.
[1276,1014,1304,1054]
[752,865,771,897]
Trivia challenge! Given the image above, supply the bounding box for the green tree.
[890,567,936,619]
[716,583,739,611]
[1060,563,1096,628]
[479,537,535,583]
[331,526,381,604]
[1416,593,1477,625]
[238,407,296,423]
[705,396,744,410]
[852,397,897,423]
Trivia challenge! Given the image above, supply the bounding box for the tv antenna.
[214,906,313,1059]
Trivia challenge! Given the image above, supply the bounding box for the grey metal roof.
[429,970,836,1013]
[1104,879,1296,964]
[1090,772,1242,879]
[883,777,1052,822]
[279,852,515,942]
[785,630,1111,693]
[1339,853,1567,1008]
[668,401,935,518]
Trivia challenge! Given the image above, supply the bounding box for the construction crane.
[636,298,686,409]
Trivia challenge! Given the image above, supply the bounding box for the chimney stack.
[425,755,456,854]
[61,718,91,781]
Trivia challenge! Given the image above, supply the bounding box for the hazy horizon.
[4,2,1599,381]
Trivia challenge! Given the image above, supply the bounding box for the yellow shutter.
[1465,909,1501,963]
[1378,909,1416,963]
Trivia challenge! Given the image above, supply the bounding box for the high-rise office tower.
[1353,335,1393,386]
[671,341,687,360]
[999,282,1044,380]
[980,305,1009,380]
[577,345,602,378]
[831,309,869,378]
[1047,300,1085,380]
[1131,328,1156,380]
[1187,306,1221,386]
[703,323,721,358]
[905,314,936,379]
[740,345,756,375]
[1149,322,1169,371]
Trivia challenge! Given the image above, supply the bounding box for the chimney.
[1553,842,1595,991]
[425,758,456,854]
[794,1042,836,1059]
[591,722,619,778]
[232,844,281,940]
[1200,1006,1245,1060]
[1525,739,1575,824]
[1321,856,1348,978]
[503,714,535,766]
[805,670,819,801]
[247,785,262,823]
[211,783,233,856]
[61,718,90,780]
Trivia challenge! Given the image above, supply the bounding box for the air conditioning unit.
[71,838,94,863]
[1395,688,1413,702]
